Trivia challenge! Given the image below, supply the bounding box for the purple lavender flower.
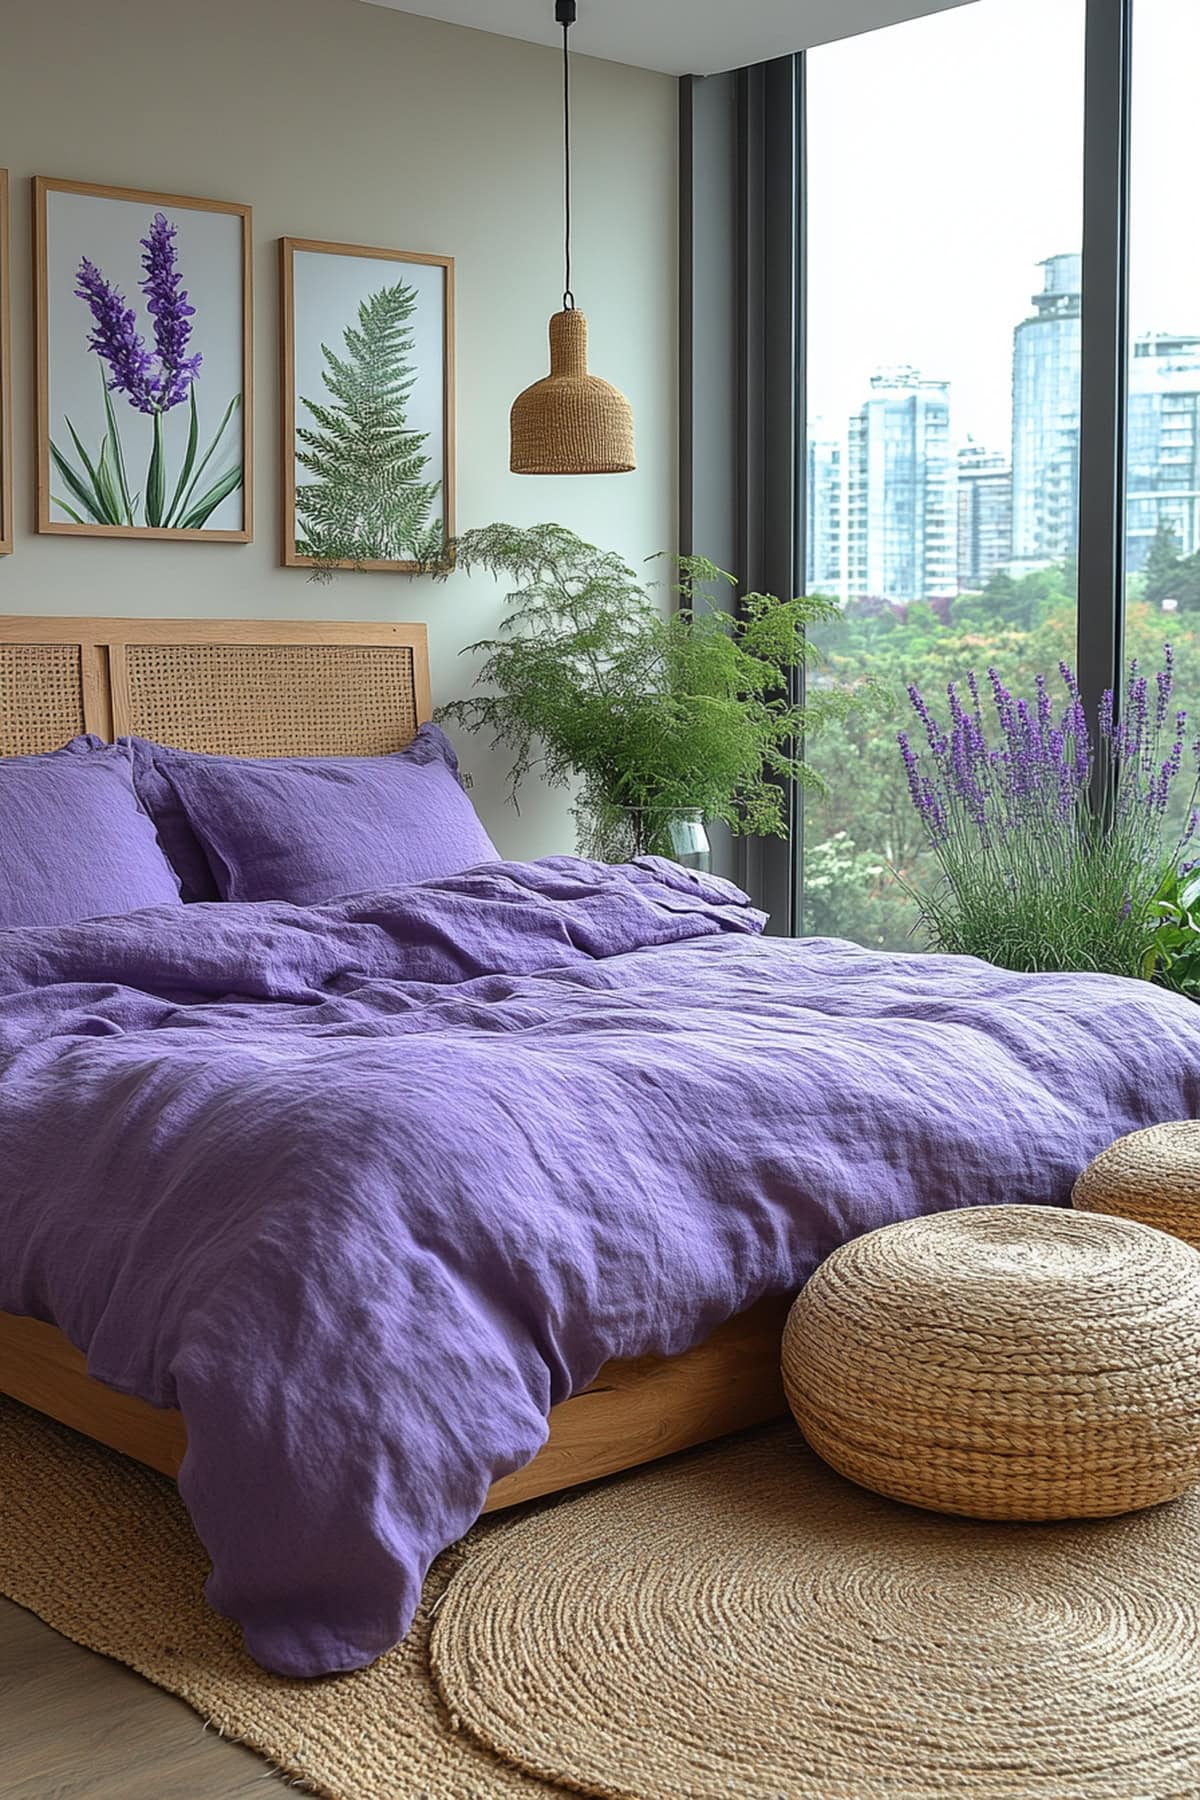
[1099,688,1115,742]
[139,212,202,410]
[1065,697,1090,784]
[1156,660,1174,729]
[73,258,156,411]
[897,731,950,846]
[75,212,200,417]
[1120,675,1149,767]
[987,667,1015,735]
[919,777,949,845]
[907,683,947,755]
[897,732,922,807]
[898,650,1200,959]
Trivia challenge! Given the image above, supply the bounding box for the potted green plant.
[895,654,1200,980]
[436,523,864,862]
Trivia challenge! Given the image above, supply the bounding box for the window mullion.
[1076,0,1134,745]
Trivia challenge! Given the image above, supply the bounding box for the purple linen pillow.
[160,724,500,904]
[28,734,218,902]
[118,738,221,903]
[0,754,183,929]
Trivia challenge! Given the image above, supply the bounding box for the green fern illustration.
[295,281,443,566]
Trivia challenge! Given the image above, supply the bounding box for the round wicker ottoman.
[782,1204,1200,1521]
[1073,1120,1200,1249]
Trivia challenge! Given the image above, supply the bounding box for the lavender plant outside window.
[895,651,1200,976]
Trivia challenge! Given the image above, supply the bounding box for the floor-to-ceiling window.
[798,0,1086,946]
[1123,0,1200,851]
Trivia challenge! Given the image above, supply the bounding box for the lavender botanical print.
[37,180,249,537]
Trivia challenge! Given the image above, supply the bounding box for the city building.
[1126,332,1200,570]
[956,445,1012,591]
[1011,252,1082,573]
[846,368,956,604]
[817,265,1198,604]
[806,432,846,597]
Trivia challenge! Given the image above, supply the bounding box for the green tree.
[295,282,442,566]
[1174,553,1200,613]
[1144,519,1183,608]
[802,566,1078,947]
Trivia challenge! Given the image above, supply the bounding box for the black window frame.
[680,0,1135,932]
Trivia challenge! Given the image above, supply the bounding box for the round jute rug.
[431,1427,1200,1800]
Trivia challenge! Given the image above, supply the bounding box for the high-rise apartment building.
[846,368,956,604]
[1011,253,1081,572]
[956,445,1012,591]
[806,433,845,597]
[812,258,1200,603]
[1127,332,1200,569]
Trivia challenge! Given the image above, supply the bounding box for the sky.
[805,0,1199,455]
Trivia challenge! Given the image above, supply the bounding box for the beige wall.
[0,0,678,856]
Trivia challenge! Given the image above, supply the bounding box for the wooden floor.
[0,1598,275,1799]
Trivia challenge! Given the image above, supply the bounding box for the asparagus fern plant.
[437,523,872,858]
[295,281,444,569]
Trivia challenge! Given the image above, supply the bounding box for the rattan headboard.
[0,617,432,758]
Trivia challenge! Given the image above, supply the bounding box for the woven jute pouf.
[431,1423,1200,1800]
[1073,1119,1200,1249]
[782,1203,1200,1520]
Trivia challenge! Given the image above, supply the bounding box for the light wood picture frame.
[34,177,252,543]
[281,236,455,573]
[0,170,12,556]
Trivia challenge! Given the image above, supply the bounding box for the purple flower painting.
[139,212,204,411]
[44,186,244,534]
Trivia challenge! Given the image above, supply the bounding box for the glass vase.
[580,804,712,872]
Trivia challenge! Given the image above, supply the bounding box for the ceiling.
[361,0,978,76]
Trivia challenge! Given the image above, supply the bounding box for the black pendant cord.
[557,0,576,309]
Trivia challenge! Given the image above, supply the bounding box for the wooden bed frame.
[0,614,790,1512]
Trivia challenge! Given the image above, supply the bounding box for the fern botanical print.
[295,280,443,567]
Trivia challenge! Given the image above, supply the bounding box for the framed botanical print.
[0,169,12,556]
[34,177,252,542]
[281,237,454,572]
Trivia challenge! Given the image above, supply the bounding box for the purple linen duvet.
[2,856,1199,1676]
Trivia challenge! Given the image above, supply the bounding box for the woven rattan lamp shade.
[510,309,635,475]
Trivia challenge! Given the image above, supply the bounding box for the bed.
[0,618,787,1501]
[2,611,1199,1680]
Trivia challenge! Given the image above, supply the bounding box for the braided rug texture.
[0,1398,561,1800]
[431,1425,1200,1800]
[783,1203,1200,1520]
[1073,1118,1200,1249]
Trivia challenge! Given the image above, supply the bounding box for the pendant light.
[509,0,636,475]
